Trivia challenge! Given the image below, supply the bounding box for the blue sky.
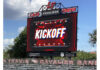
[4,0,96,52]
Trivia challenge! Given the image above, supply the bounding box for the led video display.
[33,18,69,47]
[27,13,77,52]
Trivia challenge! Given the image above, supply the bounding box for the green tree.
[89,29,96,47]
[72,51,96,60]
[6,27,27,58]
[3,45,12,59]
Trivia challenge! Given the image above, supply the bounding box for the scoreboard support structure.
[28,52,76,57]
[27,2,78,57]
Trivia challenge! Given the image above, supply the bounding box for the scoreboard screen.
[27,13,77,52]
[34,18,68,47]
[27,2,78,52]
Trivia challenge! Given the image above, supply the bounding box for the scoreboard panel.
[27,13,77,52]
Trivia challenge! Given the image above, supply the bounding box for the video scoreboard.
[27,2,78,53]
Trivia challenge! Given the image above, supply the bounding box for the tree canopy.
[89,29,96,47]
[4,27,27,58]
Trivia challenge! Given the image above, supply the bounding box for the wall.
[3,59,96,70]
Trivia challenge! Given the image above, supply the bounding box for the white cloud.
[18,26,25,33]
[4,0,48,19]
[3,38,14,47]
